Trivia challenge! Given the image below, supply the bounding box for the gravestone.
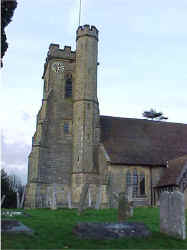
[95,185,102,210]
[160,191,186,240]
[51,183,57,210]
[1,194,6,206]
[126,186,133,217]
[78,183,89,215]
[73,222,151,239]
[67,190,72,209]
[118,192,133,222]
[88,189,92,207]
[2,220,34,235]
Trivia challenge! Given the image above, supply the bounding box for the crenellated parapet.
[76,24,98,41]
[47,44,76,59]
[42,44,75,79]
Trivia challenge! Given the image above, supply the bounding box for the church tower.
[25,44,76,208]
[72,25,100,206]
[25,24,103,209]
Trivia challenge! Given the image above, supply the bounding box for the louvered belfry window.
[65,78,72,98]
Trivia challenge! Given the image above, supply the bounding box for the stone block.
[78,183,89,215]
[160,191,186,240]
[118,192,133,222]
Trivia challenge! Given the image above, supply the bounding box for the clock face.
[52,62,64,73]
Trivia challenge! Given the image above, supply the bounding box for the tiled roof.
[100,115,187,166]
[156,155,187,187]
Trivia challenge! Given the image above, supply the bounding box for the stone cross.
[113,186,134,222]
[160,191,186,240]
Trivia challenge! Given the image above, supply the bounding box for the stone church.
[25,25,187,209]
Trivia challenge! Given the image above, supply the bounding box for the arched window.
[126,170,131,189]
[133,169,138,197]
[140,172,145,195]
[65,75,72,98]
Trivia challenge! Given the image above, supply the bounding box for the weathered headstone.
[78,183,89,215]
[118,192,133,222]
[46,186,51,208]
[73,222,151,239]
[67,190,72,209]
[88,189,92,207]
[112,187,133,222]
[51,183,57,210]
[95,185,102,210]
[1,194,6,207]
[127,186,133,217]
[20,186,26,208]
[2,220,34,235]
[16,191,20,208]
[160,191,186,240]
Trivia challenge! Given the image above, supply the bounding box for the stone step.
[133,198,149,207]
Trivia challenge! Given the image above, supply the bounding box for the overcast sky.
[1,0,187,184]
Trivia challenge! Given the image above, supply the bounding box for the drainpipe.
[150,167,153,206]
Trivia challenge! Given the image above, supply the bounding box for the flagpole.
[78,0,82,26]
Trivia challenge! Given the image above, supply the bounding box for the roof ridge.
[100,115,187,126]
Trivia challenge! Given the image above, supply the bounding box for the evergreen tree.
[142,109,168,121]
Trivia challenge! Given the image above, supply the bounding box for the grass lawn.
[1,207,187,249]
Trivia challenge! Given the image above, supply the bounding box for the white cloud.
[1,134,30,185]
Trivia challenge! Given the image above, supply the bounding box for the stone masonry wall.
[25,45,76,208]
[108,165,150,207]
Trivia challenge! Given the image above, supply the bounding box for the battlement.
[76,24,98,41]
[47,43,76,60]
[42,44,76,78]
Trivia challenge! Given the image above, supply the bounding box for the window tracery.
[125,169,146,197]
